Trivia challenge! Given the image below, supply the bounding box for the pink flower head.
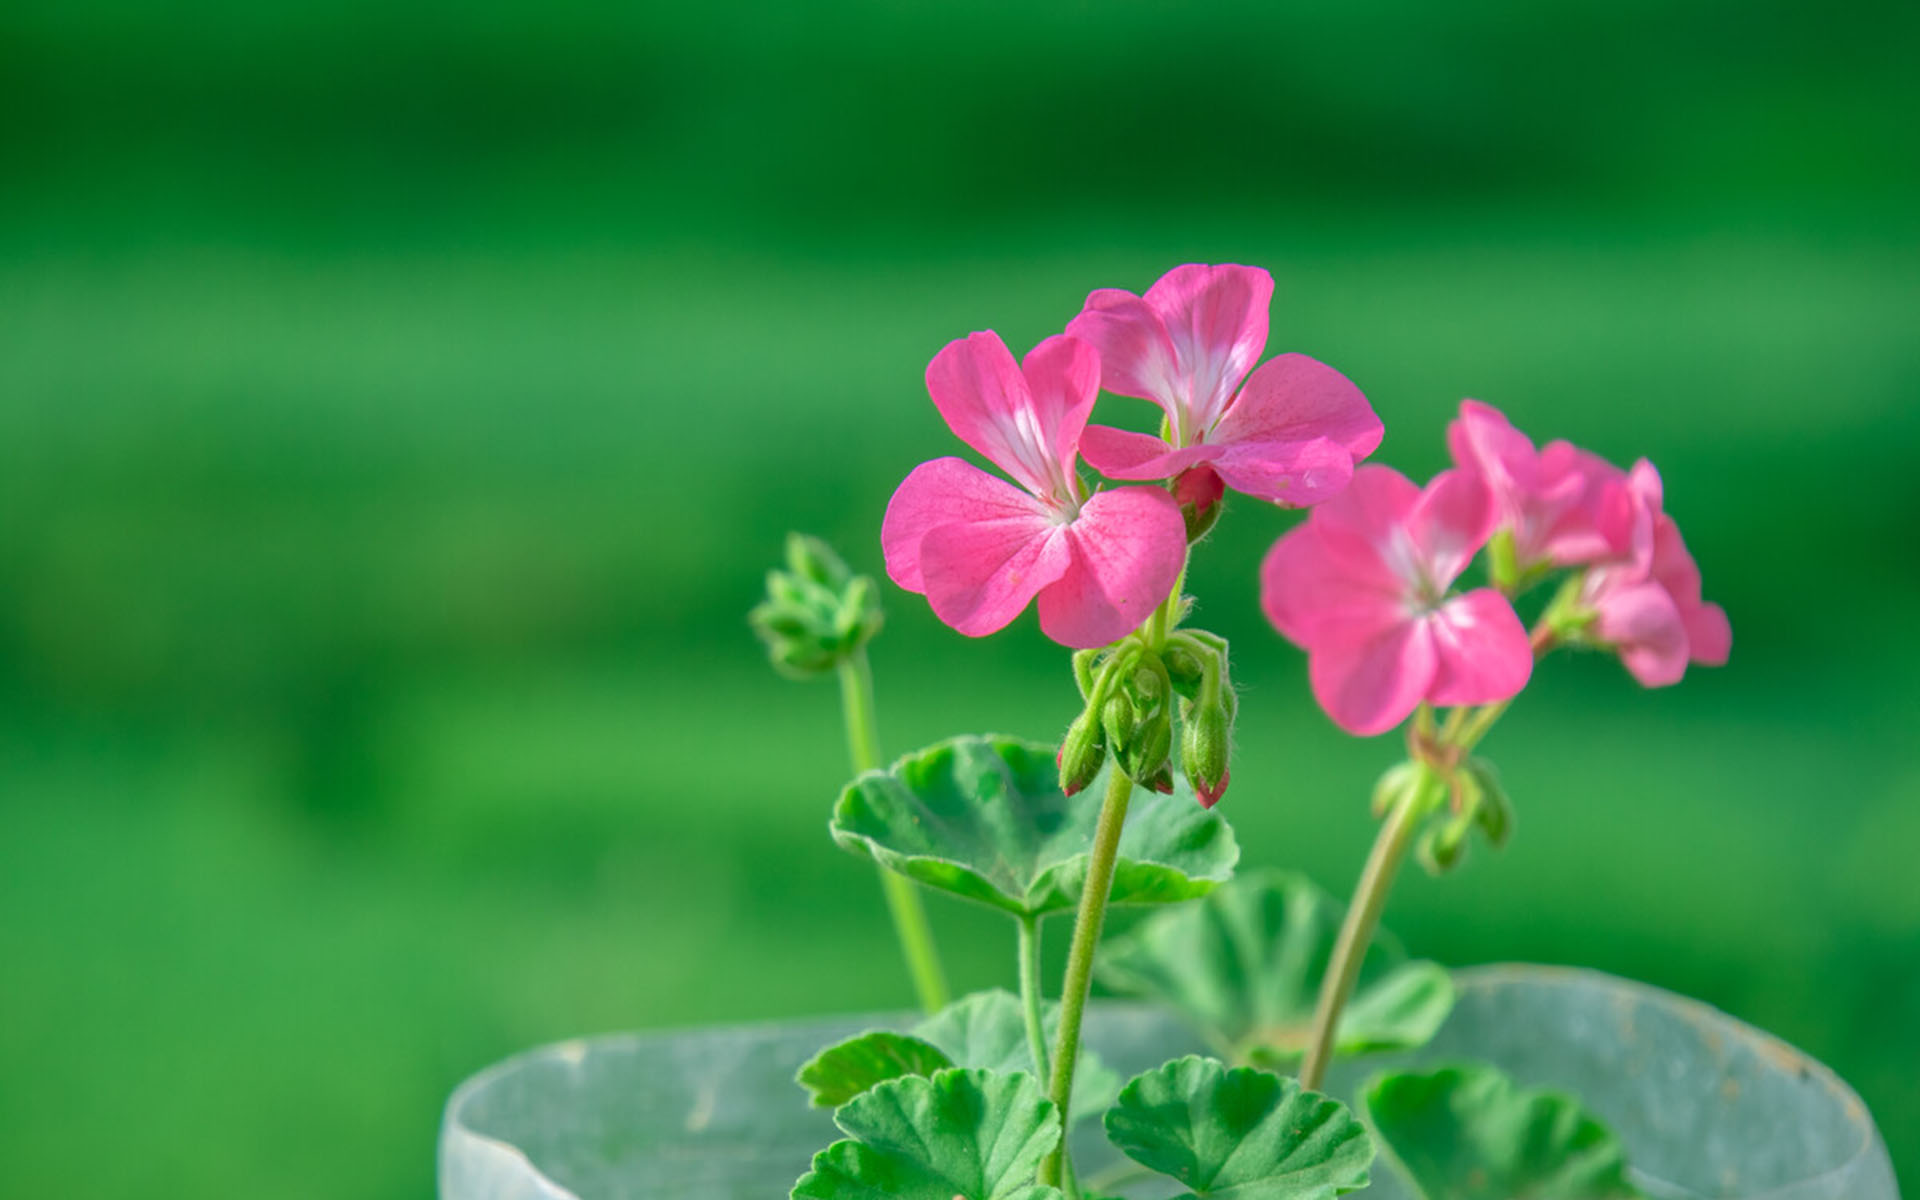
[1447,399,1630,571]
[1066,263,1383,508]
[1260,465,1534,736]
[882,331,1187,649]
[1578,460,1732,687]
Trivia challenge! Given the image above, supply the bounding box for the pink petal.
[1035,486,1187,647]
[919,509,1072,639]
[1685,601,1732,666]
[1307,464,1423,581]
[1210,436,1357,508]
[1210,353,1382,483]
[1425,589,1533,706]
[881,457,1046,593]
[1019,334,1102,490]
[1066,289,1184,421]
[1446,399,1533,500]
[1079,424,1221,481]
[924,332,1071,500]
[1308,620,1437,737]
[1593,577,1688,688]
[1405,469,1496,589]
[1259,522,1406,649]
[1140,264,1274,431]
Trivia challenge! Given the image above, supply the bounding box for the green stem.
[1145,564,1188,648]
[837,650,949,1015]
[1040,765,1134,1193]
[1017,916,1051,1080]
[1299,789,1423,1092]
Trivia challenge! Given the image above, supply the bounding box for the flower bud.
[1181,697,1232,808]
[1176,465,1226,542]
[1056,711,1106,798]
[1371,761,1419,819]
[1465,757,1514,849]
[750,534,885,680]
[1101,691,1137,749]
[1118,707,1173,784]
[1417,817,1471,875]
[1144,762,1176,794]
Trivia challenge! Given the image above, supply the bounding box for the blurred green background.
[2,1,1916,1195]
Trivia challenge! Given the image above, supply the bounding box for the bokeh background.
[3,2,1917,1196]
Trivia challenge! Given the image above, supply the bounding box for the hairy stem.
[1039,765,1134,1194]
[1299,790,1423,1091]
[837,649,949,1014]
[1017,916,1051,1080]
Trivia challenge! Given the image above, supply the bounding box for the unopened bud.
[1144,762,1175,794]
[1118,708,1173,783]
[1417,817,1471,875]
[785,532,852,590]
[1175,466,1226,542]
[1371,761,1419,819]
[1101,691,1137,749]
[1056,712,1106,797]
[1465,757,1514,849]
[1181,699,1232,808]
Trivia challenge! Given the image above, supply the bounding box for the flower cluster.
[883,264,1382,649]
[1262,399,1729,734]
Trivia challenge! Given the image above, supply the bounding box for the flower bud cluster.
[1058,628,1237,807]
[749,533,885,679]
[1373,736,1516,876]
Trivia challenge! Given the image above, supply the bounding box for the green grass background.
[2,2,1916,1196]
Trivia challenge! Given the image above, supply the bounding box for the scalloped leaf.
[792,1067,1064,1200]
[1098,868,1452,1063]
[832,736,1237,919]
[1362,1065,1644,1200]
[1105,1056,1373,1199]
[913,989,1119,1122]
[796,1031,955,1108]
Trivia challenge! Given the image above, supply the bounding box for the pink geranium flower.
[1446,399,1629,571]
[882,331,1187,649]
[1260,466,1534,736]
[1066,263,1383,508]
[1577,461,1732,687]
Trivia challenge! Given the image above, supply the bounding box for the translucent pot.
[439,964,1898,1200]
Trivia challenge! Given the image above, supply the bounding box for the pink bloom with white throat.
[883,331,1187,649]
[1067,263,1383,508]
[1260,465,1534,736]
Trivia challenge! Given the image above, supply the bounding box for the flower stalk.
[837,649,949,1014]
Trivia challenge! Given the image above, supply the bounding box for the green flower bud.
[1371,761,1419,819]
[1418,817,1472,875]
[1181,696,1232,808]
[1056,711,1106,798]
[1465,757,1514,849]
[1101,691,1137,748]
[749,533,885,680]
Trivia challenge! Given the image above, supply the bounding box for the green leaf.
[792,1067,1064,1200]
[1362,1064,1643,1199]
[795,1031,954,1108]
[913,989,1120,1122]
[832,735,1237,919]
[1104,1056,1373,1199]
[1098,868,1452,1063]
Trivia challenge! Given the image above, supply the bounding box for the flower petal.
[1259,522,1405,648]
[1079,424,1221,481]
[1020,334,1102,490]
[1426,589,1533,706]
[1036,485,1186,647]
[1685,601,1732,666]
[1209,352,1383,491]
[1141,263,1274,431]
[1405,468,1497,589]
[882,457,1049,593]
[1307,464,1424,582]
[924,331,1068,499]
[1308,620,1437,737]
[1209,435,1357,508]
[1067,289,1185,421]
[918,508,1071,639]
[1593,577,1688,688]
[1446,399,1533,500]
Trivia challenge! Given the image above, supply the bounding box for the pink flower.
[1577,461,1732,687]
[882,331,1187,649]
[1260,466,1534,736]
[1446,399,1630,571]
[1066,263,1383,507]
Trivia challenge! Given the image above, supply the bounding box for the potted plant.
[439,265,1898,1200]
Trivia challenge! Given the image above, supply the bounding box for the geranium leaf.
[796,1031,955,1108]
[913,989,1120,1122]
[832,736,1237,920]
[1104,1055,1373,1200]
[1362,1064,1644,1199]
[792,1067,1064,1200]
[1098,869,1452,1063]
